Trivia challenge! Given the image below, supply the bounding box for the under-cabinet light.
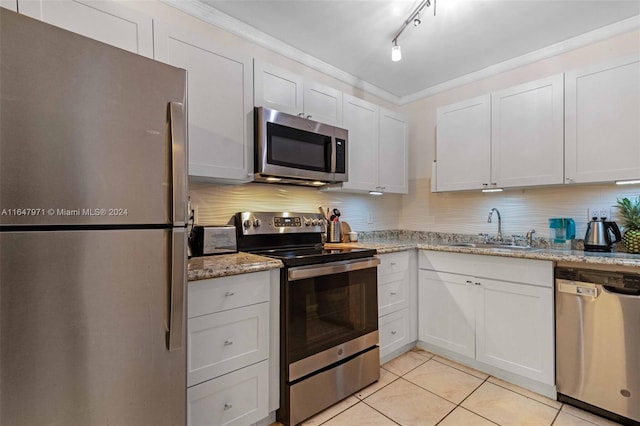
[482,188,504,193]
[369,191,383,196]
[615,179,640,185]
[312,181,326,186]
[265,177,281,182]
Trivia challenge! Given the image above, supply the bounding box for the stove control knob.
[304,218,311,226]
[253,219,261,227]
[312,219,319,226]
[243,219,252,228]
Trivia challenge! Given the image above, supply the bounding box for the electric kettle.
[584,218,622,252]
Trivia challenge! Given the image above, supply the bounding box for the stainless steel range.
[233,212,380,425]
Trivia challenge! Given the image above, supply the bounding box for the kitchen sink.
[448,242,540,251]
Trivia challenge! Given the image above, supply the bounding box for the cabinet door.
[379,107,409,194]
[303,80,342,126]
[154,22,253,182]
[435,95,491,191]
[1,0,16,11]
[475,279,554,385]
[491,74,564,188]
[342,94,379,191]
[19,0,153,57]
[419,270,475,358]
[565,54,640,184]
[254,60,304,116]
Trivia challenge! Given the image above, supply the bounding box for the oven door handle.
[288,257,380,281]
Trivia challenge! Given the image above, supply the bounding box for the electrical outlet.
[368,212,374,224]
[588,206,611,220]
[193,205,199,223]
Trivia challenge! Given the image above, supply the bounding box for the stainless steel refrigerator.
[0,9,188,426]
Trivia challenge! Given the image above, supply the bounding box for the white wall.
[399,29,640,238]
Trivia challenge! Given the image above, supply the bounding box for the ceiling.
[194,0,640,101]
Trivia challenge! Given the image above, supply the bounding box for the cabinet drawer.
[378,273,408,316]
[188,360,269,426]
[377,251,409,277]
[188,302,269,387]
[188,271,270,318]
[379,309,410,358]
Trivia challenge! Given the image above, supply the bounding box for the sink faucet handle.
[526,229,536,246]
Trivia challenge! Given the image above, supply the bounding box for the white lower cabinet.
[377,251,417,361]
[187,270,277,426]
[188,360,269,426]
[475,277,553,383]
[379,308,410,356]
[419,270,475,358]
[418,251,554,387]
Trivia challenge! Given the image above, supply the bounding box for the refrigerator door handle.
[168,228,187,351]
[170,101,188,226]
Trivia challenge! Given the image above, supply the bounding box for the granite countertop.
[327,240,640,268]
[189,237,640,281]
[188,252,282,281]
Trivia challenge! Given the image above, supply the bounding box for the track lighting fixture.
[391,40,402,61]
[391,0,433,62]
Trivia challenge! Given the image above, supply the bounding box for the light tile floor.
[277,349,623,426]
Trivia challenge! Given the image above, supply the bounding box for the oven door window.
[267,122,332,172]
[286,267,378,363]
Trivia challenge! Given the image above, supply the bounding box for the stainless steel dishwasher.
[556,266,640,425]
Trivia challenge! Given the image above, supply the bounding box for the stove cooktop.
[250,246,377,267]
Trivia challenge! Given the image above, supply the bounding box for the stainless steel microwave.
[254,106,348,186]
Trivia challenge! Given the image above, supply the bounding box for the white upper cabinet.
[491,74,564,188]
[19,0,153,57]
[1,0,17,11]
[254,61,304,116]
[565,54,640,184]
[379,107,409,194]
[435,95,491,191]
[254,61,342,126]
[303,81,343,126]
[154,22,253,182]
[436,74,564,192]
[341,94,380,192]
[338,96,408,194]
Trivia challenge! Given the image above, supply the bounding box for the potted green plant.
[616,196,640,253]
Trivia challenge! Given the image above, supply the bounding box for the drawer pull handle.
[391,330,397,335]
[224,403,233,411]
[390,292,397,296]
[466,280,473,284]
[475,282,481,286]
[224,340,233,346]
[390,262,397,266]
[224,291,235,297]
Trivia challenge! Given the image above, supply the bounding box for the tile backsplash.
[188,180,403,231]
[189,179,639,240]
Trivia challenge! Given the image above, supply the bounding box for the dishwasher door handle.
[556,279,599,298]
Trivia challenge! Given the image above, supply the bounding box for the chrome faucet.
[487,208,503,242]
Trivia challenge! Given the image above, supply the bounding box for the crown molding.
[161,0,402,104]
[397,14,640,105]
[162,0,639,106]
